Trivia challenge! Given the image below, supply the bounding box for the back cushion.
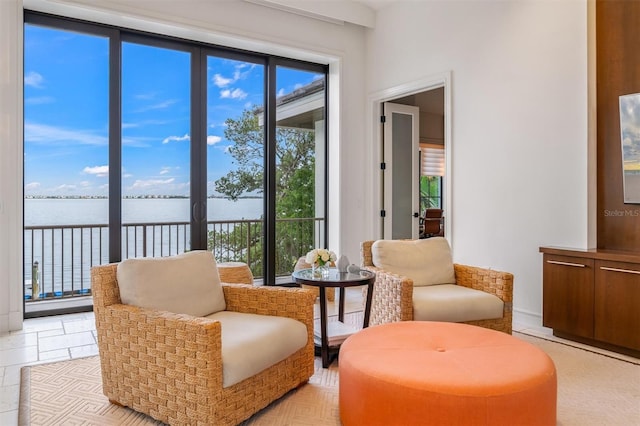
[371,238,456,286]
[117,250,226,317]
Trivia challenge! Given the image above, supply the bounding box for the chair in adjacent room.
[92,250,316,426]
[360,237,513,333]
[420,208,443,238]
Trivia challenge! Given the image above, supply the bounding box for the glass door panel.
[205,56,265,279]
[274,67,326,278]
[121,42,191,259]
[23,24,109,311]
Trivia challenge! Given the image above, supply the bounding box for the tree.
[208,107,319,276]
[214,107,316,213]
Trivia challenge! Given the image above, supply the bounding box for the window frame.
[23,11,329,292]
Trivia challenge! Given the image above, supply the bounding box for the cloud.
[130,178,175,189]
[24,71,44,88]
[135,92,156,100]
[212,63,255,88]
[162,133,190,144]
[83,165,109,177]
[25,122,108,146]
[213,74,233,88]
[159,166,172,175]
[277,88,286,97]
[25,96,55,105]
[25,182,41,190]
[55,184,77,191]
[80,181,91,187]
[135,99,178,113]
[122,135,154,148]
[220,88,247,100]
[207,135,222,146]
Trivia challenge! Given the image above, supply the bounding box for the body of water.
[25,197,263,226]
[23,198,264,298]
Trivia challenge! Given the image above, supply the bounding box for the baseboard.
[512,308,543,330]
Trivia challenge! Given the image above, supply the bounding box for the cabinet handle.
[599,266,640,275]
[546,260,586,268]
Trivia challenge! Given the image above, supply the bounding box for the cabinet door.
[543,254,594,338]
[595,260,640,351]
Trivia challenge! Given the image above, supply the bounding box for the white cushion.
[116,250,226,317]
[205,311,308,387]
[412,284,504,323]
[371,238,456,286]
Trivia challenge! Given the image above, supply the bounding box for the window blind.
[420,143,444,176]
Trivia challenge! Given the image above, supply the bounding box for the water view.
[25,197,263,226]
[24,197,264,299]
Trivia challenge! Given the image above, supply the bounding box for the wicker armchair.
[92,262,316,426]
[361,240,514,334]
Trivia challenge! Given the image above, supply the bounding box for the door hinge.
[380,115,386,123]
[380,210,386,217]
[380,162,386,170]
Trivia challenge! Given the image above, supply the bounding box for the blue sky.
[24,23,322,197]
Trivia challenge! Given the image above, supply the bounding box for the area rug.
[19,333,640,426]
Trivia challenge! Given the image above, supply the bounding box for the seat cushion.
[371,238,456,286]
[116,250,226,317]
[412,284,504,323]
[206,311,308,387]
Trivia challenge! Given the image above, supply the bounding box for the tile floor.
[1,291,637,426]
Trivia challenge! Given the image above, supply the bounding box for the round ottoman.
[339,322,557,426]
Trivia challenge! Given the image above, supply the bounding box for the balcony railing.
[24,217,325,303]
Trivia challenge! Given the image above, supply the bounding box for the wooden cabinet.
[540,247,640,357]
[595,260,640,351]
[542,254,594,338]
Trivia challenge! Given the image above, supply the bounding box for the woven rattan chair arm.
[222,283,316,325]
[91,263,121,308]
[360,240,375,267]
[95,303,224,395]
[454,263,514,303]
[362,266,414,325]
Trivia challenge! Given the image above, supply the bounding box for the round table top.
[292,268,375,287]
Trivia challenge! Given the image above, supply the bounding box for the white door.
[382,102,420,239]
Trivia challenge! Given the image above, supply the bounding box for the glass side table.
[292,268,375,368]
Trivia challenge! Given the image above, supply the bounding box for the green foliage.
[208,107,320,278]
[420,175,441,213]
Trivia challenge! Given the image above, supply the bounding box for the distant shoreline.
[24,195,262,200]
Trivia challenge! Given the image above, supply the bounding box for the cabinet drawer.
[595,260,640,351]
[542,254,594,338]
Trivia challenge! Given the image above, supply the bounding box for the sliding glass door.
[121,40,192,258]
[23,12,328,315]
[205,55,265,276]
[274,65,326,278]
[23,20,111,314]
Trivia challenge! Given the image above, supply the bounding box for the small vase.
[319,263,330,278]
[312,262,329,279]
[312,262,322,278]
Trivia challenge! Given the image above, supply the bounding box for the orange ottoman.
[339,322,556,426]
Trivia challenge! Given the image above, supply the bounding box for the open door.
[382,102,420,239]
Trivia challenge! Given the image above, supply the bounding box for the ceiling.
[245,0,401,28]
[355,0,399,11]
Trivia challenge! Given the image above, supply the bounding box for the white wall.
[0,0,24,333]
[366,0,590,326]
[0,0,592,332]
[0,0,369,331]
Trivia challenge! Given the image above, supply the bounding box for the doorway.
[371,72,451,242]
